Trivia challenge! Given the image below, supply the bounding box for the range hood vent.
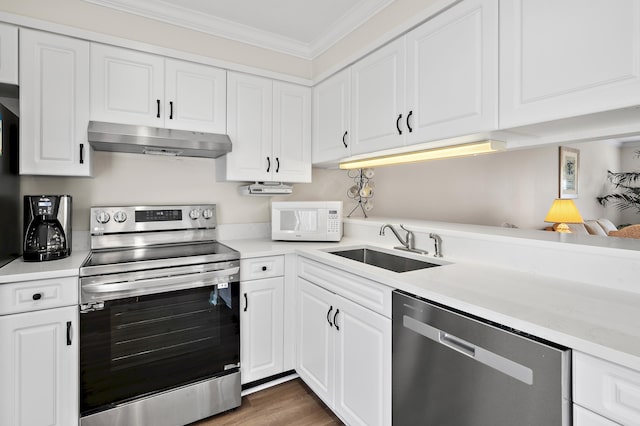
[88,121,232,159]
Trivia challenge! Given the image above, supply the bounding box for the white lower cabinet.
[574,351,640,426]
[0,305,78,426]
[574,405,621,426]
[297,277,391,426]
[240,276,284,384]
[240,256,285,384]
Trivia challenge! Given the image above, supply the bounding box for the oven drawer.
[0,276,78,315]
[240,256,284,281]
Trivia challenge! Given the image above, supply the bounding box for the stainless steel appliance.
[0,103,20,268]
[23,195,72,261]
[87,121,232,158]
[393,290,571,426]
[79,204,241,426]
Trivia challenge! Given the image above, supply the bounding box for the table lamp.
[544,199,584,233]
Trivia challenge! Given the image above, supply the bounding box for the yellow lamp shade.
[544,199,584,233]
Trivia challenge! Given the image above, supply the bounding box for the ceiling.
[84,0,395,59]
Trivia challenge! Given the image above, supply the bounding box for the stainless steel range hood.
[88,121,232,158]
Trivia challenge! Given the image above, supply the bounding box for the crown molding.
[83,0,394,60]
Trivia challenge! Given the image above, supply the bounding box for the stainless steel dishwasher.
[393,290,571,426]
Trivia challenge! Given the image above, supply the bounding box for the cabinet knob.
[32,293,42,301]
[261,266,267,271]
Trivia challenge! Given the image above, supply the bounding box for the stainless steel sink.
[328,248,441,273]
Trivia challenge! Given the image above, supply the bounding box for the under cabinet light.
[338,140,507,169]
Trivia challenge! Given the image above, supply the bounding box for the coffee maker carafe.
[23,195,72,261]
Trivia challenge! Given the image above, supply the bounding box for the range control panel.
[90,205,216,235]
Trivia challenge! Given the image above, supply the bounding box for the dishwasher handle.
[403,314,533,385]
[439,332,476,358]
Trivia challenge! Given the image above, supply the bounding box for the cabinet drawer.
[240,256,285,281]
[574,405,620,426]
[298,256,392,318]
[0,276,78,315]
[574,352,640,426]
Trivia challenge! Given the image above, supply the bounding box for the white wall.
[19,152,351,231]
[358,140,622,229]
[19,141,622,232]
[618,143,640,225]
[0,0,312,79]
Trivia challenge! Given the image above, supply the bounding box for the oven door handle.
[82,267,239,298]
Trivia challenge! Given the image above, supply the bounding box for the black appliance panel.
[80,283,240,416]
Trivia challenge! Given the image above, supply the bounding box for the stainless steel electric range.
[79,204,240,426]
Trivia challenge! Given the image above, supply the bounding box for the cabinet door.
[20,29,91,176]
[297,278,335,406]
[351,38,405,155]
[90,43,164,127]
[334,294,391,426]
[273,82,311,183]
[0,306,78,426]
[312,68,351,164]
[500,0,640,128]
[406,0,498,144]
[164,59,227,133]
[573,405,620,426]
[240,277,284,384]
[225,72,273,182]
[0,23,18,84]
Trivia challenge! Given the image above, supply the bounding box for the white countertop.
[3,234,639,374]
[0,250,90,284]
[224,237,640,373]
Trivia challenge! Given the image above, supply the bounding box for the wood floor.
[192,379,343,426]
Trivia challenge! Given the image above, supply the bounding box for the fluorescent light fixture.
[339,140,507,169]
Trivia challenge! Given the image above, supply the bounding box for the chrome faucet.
[379,224,428,255]
[429,233,443,257]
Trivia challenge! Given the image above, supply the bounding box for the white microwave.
[271,201,343,242]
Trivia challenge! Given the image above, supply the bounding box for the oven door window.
[80,283,239,416]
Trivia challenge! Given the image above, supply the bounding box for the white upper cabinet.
[91,44,226,132]
[20,29,91,176]
[339,0,498,159]
[273,81,311,182]
[312,68,351,164]
[222,72,311,183]
[500,0,640,128]
[351,38,406,155]
[164,59,226,132]
[0,23,18,85]
[224,72,273,182]
[406,0,498,143]
[91,43,164,127]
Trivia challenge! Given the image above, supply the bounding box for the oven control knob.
[189,209,201,220]
[114,211,127,223]
[96,211,111,224]
[202,208,214,219]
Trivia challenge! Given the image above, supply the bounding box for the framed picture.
[559,146,579,199]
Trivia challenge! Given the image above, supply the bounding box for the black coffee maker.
[23,195,72,262]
